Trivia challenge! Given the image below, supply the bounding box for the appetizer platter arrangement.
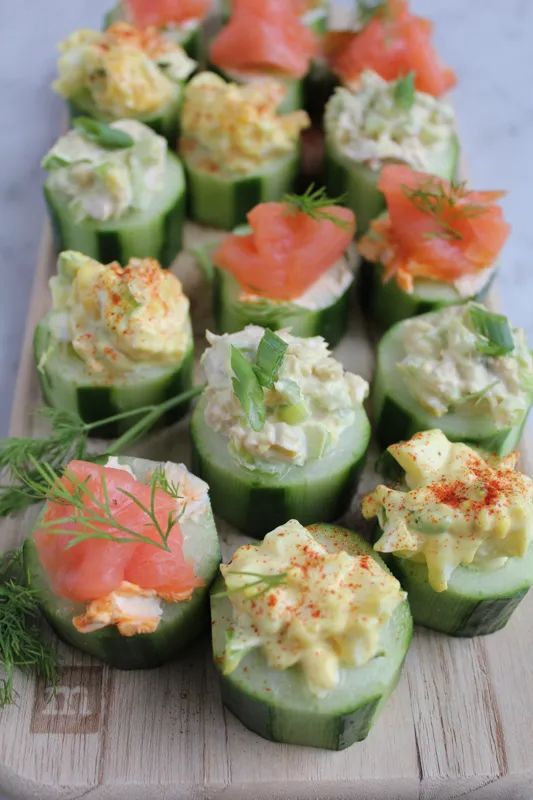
[1,1,533,798]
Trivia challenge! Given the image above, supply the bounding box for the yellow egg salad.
[220,520,406,696]
[180,72,310,176]
[43,250,191,380]
[362,430,533,593]
[54,23,196,118]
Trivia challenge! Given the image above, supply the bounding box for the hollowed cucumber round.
[210,523,413,749]
[24,455,221,669]
[44,151,186,267]
[190,395,371,538]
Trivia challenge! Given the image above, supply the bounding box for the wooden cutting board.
[1,221,532,800]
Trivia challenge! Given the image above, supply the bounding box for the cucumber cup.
[211,523,413,749]
[212,67,304,113]
[24,456,221,669]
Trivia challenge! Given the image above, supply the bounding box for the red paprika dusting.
[267,594,278,608]
[359,555,371,572]
[430,480,469,508]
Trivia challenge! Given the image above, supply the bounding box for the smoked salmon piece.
[209,0,317,79]
[359,164,510,292]
[328,0,456,97]
[34,461,201,603]
[125,0,211,26]
[213,200,355,300]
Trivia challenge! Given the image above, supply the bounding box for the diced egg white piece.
[73,581,163,637]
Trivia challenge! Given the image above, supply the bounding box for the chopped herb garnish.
[394,72,416,111]
[469,305,515,357]
[358,0,387,24]
[284,184,351,231]
[452,381,500,409]
[41,154,71,171]
[212,570,288,601]
[402,178,487,242]
[253,329,288,389]
[231,346,266,432]
[73,116,134,150]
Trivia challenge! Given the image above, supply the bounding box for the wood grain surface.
[0,222,532,800]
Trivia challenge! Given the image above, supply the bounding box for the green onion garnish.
[231,330,288,431]
[470,305,515,357]
[73,117,134,150]
[394,72,416,111]
[253,330,288,389]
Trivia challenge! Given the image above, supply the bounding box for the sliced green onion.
[41,154,71,171]
[231,346,266,432]
[253,330,288,389]
[73,117,134,149]
[470,305,515,357]
[394,72,416,111]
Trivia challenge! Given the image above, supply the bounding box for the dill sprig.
[213,571,288,601]
[0,547,58,708]
[402,178,487,242]
[0,385,203,518]
[284,184,351,231]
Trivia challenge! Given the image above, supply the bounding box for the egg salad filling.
[42,120,167,222]
[325,70,456,172]
[43,250,191,381]
[54,23,196,118]
[201,325,369,472]
[219,520,406,696]
[73,460,210,636]
[180,72,310,176]
[363,430,533,592]
[396,304,533,427]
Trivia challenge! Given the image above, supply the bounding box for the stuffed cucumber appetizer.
[24,456,221,668]
[191,326,371,537]
[53,22,196,147]
[211,519,412,749]
[372,302,533,454]
[211,190,356,347]
[42,119,186,266]
[104,0,210,60]
[209,0,317,113]
[180,73,309,229]
[34,251,194,437]
[324,70,459,235]
[363,430,533,636]
[358,165,509,327]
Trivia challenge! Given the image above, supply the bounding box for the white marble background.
[0,0,532,436]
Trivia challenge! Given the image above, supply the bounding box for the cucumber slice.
[190,395,371,538]
[359,260,495,329]
[212,263,353,348]
[211,523,413,749]
[183,150,300,230]
[103,4,204,60]
[67,82,183,148]
[44,152,186,267]
[379,541,533,637]
[324,135,460,236]
[24,455,221,669]
[213,66,304,113]
[33,316,194,438]
[372,318,530,454]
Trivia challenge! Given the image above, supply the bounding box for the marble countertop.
[0,0,532,436]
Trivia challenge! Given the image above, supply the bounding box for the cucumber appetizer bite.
[211,189,356,346]
[24,456,221,668]
[324,70,459,234]
[363,430,533,636]
[180,73,309,229]
[53,22,196,146]
[34,251,194,436]
[104,0,211,60]
[373,302,533,454]
[358,165,509,326]
[211,519,412,749]
[326,0,456,98]
[191,326,371,537]
[209,0,318,113]
[42,118,186,266]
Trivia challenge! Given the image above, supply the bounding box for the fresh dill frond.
[402,178,487,242]
[283,184,351,231]
[212,571,288,601]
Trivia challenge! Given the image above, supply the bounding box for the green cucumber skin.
[34,320,194,439]
[324,135,460,237]
[190,396,371,538]
[380,546,533,637]
[210,66,304,113]
[211,524,413,749]
[103,5,204,60]
[44,152,186,268]
[23,455,221,669]
[212,266,353,348]
[183,152,300,230]
[359,260,495,330]
[371,320,531,455]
